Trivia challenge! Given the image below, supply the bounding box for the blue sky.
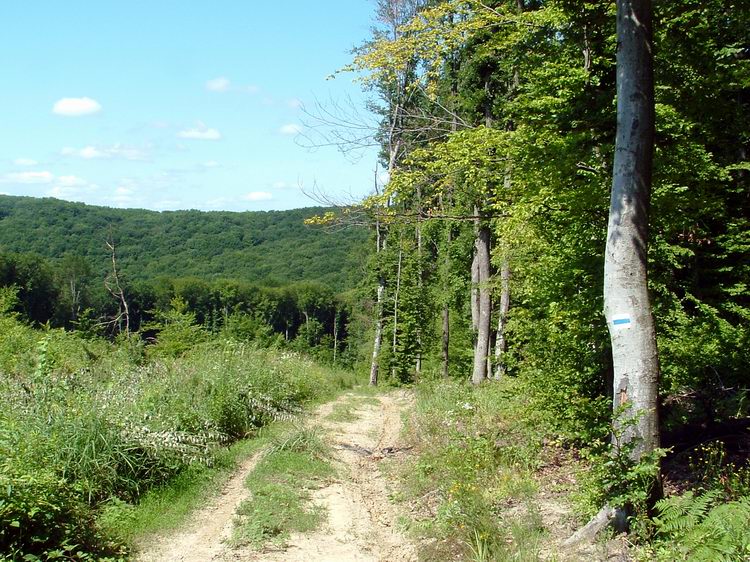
[0,1,382,211]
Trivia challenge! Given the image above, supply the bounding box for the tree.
[103,234,131,336]
[55,254,93,326]
[604,0,660,466]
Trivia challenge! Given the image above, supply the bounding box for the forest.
[0,196,368,290]
[1,0,749,560]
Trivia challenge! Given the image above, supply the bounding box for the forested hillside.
[0,195,367,290]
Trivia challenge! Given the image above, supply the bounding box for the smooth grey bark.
[604,0,660,461]
[369,172,386,386]
[471,253,480,331]
[333,307,338,364]
[493,260,511,379]
[471,224,492,384]
[415,186,423,378]
[370,280,384,386]
[391,241,403,379]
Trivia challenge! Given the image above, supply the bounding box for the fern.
[653,489,720,536]
[651,491,750,561]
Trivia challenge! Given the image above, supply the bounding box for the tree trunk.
[493,260,510,379]
[604,0,660,462]
[442,226,452,378]
[333,308,338,364]
[104,235,130,336]
[391,241,403,379]
[370,281,384,386]
[415,186,423,378]
[472,224,491,384]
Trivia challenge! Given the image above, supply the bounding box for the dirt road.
[137,389,416,562]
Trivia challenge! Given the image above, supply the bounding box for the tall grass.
[0,315,360,560]
[395,378,549,561]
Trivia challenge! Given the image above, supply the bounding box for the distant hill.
[0,195,369,290]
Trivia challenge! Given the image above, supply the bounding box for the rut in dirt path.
[136,390,417,562]
[136,452,262,562]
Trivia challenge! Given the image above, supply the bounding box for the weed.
[396,378,551,560]
[0,314,361,560]
[233,427,335,548]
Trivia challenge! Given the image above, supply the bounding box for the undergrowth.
[396,378,550,561]
[0,313,359,560]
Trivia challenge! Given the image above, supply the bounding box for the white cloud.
[288,98,304,109]
[57,175,87,187]
[153,200,181,210]
[204,197,230,208]
[52,97,102,116]
[45,174,98,201]
[61,144,148,161]
[205,77,259,94]
[1,170,98,203]
[242,191,273,202]
[206,77,231,92]
[0,171,54,184]
[111,182,138,206]
[62,146,103,159]
[279,123,302,136]
[202,160,220,168]
[177,122,222,141]
[13,158,38,166]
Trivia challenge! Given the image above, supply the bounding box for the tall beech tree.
[604,0,660,463]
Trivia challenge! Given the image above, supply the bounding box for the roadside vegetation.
[395,376,750,561]
[0,0,748,559]
[0,293,359,560]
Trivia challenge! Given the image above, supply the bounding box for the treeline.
[346,0,748,434]
[328,0,750,542]
[0,195,367,290]
[0,250,356,364]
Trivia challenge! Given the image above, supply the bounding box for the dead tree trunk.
[104,234,130,336]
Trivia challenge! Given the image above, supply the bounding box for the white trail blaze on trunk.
[604,0,659,461]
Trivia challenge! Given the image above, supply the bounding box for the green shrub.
[399,379,545,559]
[0,460,126,561]
[0,330,360,560]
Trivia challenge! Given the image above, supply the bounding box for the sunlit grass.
[232,427,335,548]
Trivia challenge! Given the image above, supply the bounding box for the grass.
[101,424,283,545]
[393,378,557,561]
[326,393,380,423]
[0,312,365,560]
[232,427,335,548]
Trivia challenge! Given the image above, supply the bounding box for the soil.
[136,389,417,562]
